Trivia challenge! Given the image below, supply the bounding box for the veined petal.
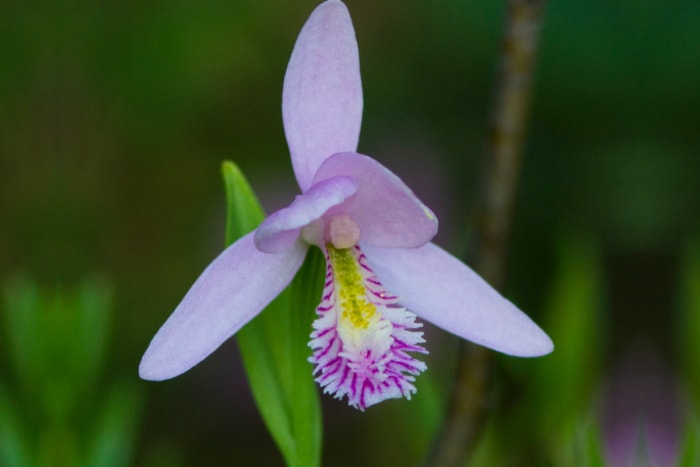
[313,152,438,248]
[283,0,363,191]
[255,176,358,253]
[139,232,308,381]
[362,243,554,357]
[309,244,427,410]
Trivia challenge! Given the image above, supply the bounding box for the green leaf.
[679,238,700,400]
[285,247,323,467]
[75,277,113,391]
[221,161,322,467]
[3,278,115,428]
[466,421,505,466]
[0,386,31,467]
[581,421,606,467]
[678,417,700,467]
[542,416,606,467]
[3,278,41,391]
[679,239,700,467]
[502,232,604,463]
[221,160,264,241]
[84,382,144,467]
[531,233,604,434]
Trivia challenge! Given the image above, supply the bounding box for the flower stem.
[428,0,548,465]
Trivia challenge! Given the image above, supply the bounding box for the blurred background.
[2,0,700,465]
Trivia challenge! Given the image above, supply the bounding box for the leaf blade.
[222,161,322,467]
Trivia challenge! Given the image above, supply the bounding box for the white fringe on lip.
[308,245,428,411]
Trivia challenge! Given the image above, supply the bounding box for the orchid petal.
[314,152,438,248]
[255,176,358,253]
[362,243,554,357]
[139,232,308,381]
[283,0,363,191]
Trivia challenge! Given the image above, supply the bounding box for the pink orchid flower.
[139,0,553,410]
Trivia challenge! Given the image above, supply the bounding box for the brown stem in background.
[428,0,547,465]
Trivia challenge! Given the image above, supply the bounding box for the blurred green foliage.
[678,238,700,466]
[467,233,606,466]
[0,278,142,467]
[2,0,699,465]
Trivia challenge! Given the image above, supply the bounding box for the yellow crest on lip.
[326,244,377,330]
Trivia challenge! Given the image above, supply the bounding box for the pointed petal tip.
[137,233,307,384]
[319,0,348,10]
[138,338,202,381]
[456,313,554,359]
[501,330,554,358]
[535,337,555,356]
[138,352,174,382]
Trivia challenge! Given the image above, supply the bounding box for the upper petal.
[362,243,554,357]
[254,176,358,253]
[283,0,363,191]
[139,232,308,381]
[314,152,438,248]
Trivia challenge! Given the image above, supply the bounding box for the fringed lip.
[309,244,428,410]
